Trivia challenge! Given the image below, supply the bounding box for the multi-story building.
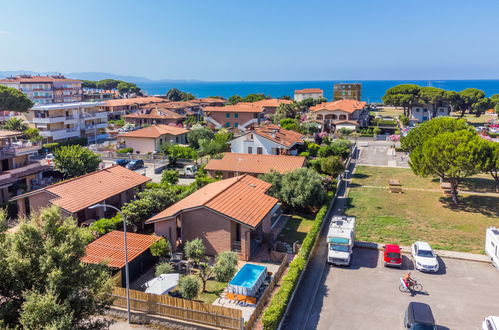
[0,74,83,104]
[100,97,166,119]
[0,130,50,203]
[26,102,108,143]
[204,104,266,132]
[294,88,324,102]
[230,124,304,155]
[309,99,368,132]
[333,83,362,101]
[411,104,450,122]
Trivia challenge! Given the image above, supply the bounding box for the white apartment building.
[27,102,108,143]
[294,88,324,102]
[0,75,83,104]
[411,105,450,122]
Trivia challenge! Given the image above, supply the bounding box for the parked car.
[404,302,437,329]
[113,159,130,167]
[45,153,55,160]
[483,316,499,330]
[383,244,402,267]
[126,159,144,170]
[411,241,439,273]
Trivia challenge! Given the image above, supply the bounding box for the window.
[248,147,253,154]
[234,122,239,128]
[257,147,263,154]
[234,113,239,118]
[225,122,230,128]
[226,113,230,118]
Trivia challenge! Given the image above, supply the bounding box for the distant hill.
[0,70,202,83]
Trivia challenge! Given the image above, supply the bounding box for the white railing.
[204,116,222,128]
[32,116,66,124]
[39,129,81,140]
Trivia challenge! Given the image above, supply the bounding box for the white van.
[485,227,499,269]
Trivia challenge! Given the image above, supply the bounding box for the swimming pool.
[228,263,267,297]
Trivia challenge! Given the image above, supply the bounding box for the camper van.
[327,216,356,266]
[485,227,499,269]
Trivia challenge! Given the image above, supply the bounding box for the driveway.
[307,248,499,330]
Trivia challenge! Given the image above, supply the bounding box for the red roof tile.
[146,175,278,228]
[205,153,305,175]
[124,108,185,120]
[120,124,188,138]
[82,230,161,268]
[252,124,304,147]
[39,165,150,213]
[310,99,366,113]
[0,75,81,83]
[103,97,166,107]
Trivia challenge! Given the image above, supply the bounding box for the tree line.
[383,84,499,119]
[82,79,142,95]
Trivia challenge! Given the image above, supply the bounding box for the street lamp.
[89,204,131,323]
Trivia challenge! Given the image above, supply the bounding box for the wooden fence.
[244,256,288,330]
[111,287,243,329]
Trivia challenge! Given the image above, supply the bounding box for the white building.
[411,105,450,123]
[294,88,324,102]
[27,102,108,143]
[230,125,304,155]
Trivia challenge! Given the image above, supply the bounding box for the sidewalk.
[355,241,491,263]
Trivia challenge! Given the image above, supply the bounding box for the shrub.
[161,170,179,185]
[178,275,200,300]
[150,238,171,258]
[42,142,60,152]
[338,128,353,135]
[262,202,329,329]
[319,156,345,177]
[88,214,122,236]
[307,143,320,157]
[306,159,321,172]
[117,147,133,154]
[299,151,309,158]
[184,238,206,263]
[155,262,174,276]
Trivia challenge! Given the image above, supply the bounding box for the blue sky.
[1,0,498,81]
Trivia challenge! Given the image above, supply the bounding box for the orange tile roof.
[124,108,185,120]
[252,124,304,147]
[103,97,166,107]
[334,120,359,125]
[203,104,264,113]
[310,99,366,113]
[294,88,324,94]
[146,175,278,228]
[248,99,293,107]
[189,98,227,104]
[205,153,305,175]
[41,165,150,213]
[0,130,23,139]
[82,230,161,268]
[0,75,81,83]
[121,124,188,138]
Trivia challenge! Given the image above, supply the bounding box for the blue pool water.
[229,264,266,288]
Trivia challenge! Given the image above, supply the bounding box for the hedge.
[262,202,330,329]
[117,147,133,154]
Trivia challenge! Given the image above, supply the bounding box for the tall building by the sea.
[333,83,362,101]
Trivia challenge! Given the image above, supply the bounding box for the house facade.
[100,97,166,119]
[205,153,306,179]
[146,175,280,261]
[0,75,83,104]
[120,124,189,154]
[26,101,108,143]
[123,107,186,126]
[309,99,367,132]
[294,88,324,102]
[0,130,50,203]
[230,125,304,155]
[411,104,450,122]
[204,104,265,132]
[12,165,150,224]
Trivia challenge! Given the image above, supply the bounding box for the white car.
[411,241,439,273]
[483,316,499,330]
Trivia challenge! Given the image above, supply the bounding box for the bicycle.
[399,277,423,293]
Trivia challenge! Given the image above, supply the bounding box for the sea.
[138,80,499,103]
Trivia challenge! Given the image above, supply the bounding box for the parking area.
[357,142,409,168]
[312,248,499,330]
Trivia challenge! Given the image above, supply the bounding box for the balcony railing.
[231,241,242,253]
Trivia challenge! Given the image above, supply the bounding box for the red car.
[383,244,402,267]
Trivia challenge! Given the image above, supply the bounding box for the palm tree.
[2,117,29,131]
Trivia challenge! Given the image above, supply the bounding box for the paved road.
[281,151,357,329]
[357,141,409,168]
[312,248,499,330]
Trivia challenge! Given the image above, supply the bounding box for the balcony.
[1,141,41,156]
[83,122,108,132]
[80,112,108,120]
[39,128,81,140]
[0,162,51,186]
[64,116,78,124]
[32,116,66,124]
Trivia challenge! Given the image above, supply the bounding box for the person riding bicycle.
[403,272,415,288]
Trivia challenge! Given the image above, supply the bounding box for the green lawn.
[353,165,497,193]
[374,107,404,117]
[197,279,228,304]
[348,166,499,253]
[278,214,315,245]
[450,112,495,125]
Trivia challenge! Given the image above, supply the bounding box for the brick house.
[12,165,150,224]
[205,153,306,179]
[145,175,280,261]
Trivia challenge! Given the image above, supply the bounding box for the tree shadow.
[461,177,496,193]
[439,195,499,218]
[352,173,369,179]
